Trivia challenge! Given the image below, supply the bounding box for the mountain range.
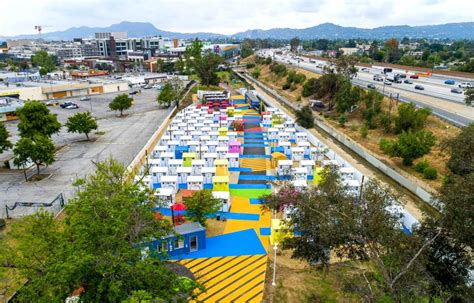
[1,21,473,41]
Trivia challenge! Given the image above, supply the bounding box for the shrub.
[379,130,436,166]
[360,126,368,138]
[394,102,432,134]
[265,57,272,65]
[350,123,357,131]
[414,160,430,173]
[423,167,438,180]
[302,78,319,97]
[296,96,302,102]
[270,63,287,77]
[282,82,291,90]
[295,106,314,129]
[339,114,347,127]
[246,63,255,69]
[379,112,391,133]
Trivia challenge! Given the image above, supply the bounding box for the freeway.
[257,49,474,126]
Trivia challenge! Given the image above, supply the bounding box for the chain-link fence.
[4,193,65,219]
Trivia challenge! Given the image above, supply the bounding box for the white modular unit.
[227,131,238,142]
[194,123,204,131]
[297,141,311,157]
[218,136,229,147]
[227,117,235,128]
[277,160,293,177]
[159,152,174,167]
[286,128,296,141]
[216,146,228,159]
[155,188,175,207]
[268,128,278,141]
[173,130,185,141]
[299,160,316,176]
[188,141,200,152]
[152,146,167,158]
[262,114,272,126]
[209,131,219,141]
[291,147,305,161]
[177,167,192,184]
[191,159,206,175]
[212,191,231,212]
[293,167,308,181]
[160,176,178,193]
[292,180,307,191]
[151,166,168,184]
[201,167,216,184]
[148,159,161,168]
[284,119,295,129]
[342,179,360,195]
[167,140,179,153]
[191,131,202,141]
[187,176,204,190]
[201,127,211,135]
[278,141,292,155]
[225,153,240,168]
[200,135,211,145]
[179,135,192,146]
[322,160,340,168]
[278,132,290,142]
[206,141,218,153]
[295,132,308,143]
[340,167,355,180]
[168,159,183,175]
[210,123,219,132]
[203,153,218,167]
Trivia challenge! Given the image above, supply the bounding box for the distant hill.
[231,22,474,40]
[2,21,473,41]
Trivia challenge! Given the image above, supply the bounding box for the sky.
[1,0,473,36]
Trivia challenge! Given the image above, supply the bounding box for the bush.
[296,95,302,102]
[339,114,347,127]
[360,126,368,138]
[282,82,291,90]
[379,130,436,166]
[246,63,255,69]
[265,57,272,65]
[295,106,314,129]
[379,112,391,133]
[423,167,438,180]
[302,78,319,97]
[394,102,432,134]
[270,63,287,77]
[414,160,430,173]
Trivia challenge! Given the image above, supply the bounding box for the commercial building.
[0,97,24,122]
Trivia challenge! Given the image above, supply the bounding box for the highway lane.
[258,50,473,126]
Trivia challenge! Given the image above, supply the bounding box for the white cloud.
[0,0,473,36]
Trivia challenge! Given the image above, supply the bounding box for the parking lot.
[0,88,173,218]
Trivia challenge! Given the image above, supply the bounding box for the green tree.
[335,80,363,113]
[251,66,261,79]
[445,123,474,176]
[240,39,255,59]
[394,102,432,134]
[157,82,175,107]
[109,94,133,116]
[31,50,56,74]
[193,53,223,86]
[384,38,401,63]
[380,130,436,165]
[313,73,346,111]
[295,105,314,129]
[0,159,200,302]
[65,112,98,140]
[13,135,55,175]
[263,167,446,301]
[464,88,474,106]
[327,55,358,79]
[362,90,383,128]
[290,37,300,52]
[0,122,12,153]
[183,189,222,227]
[16,101,61,138]
[302,77,320,97]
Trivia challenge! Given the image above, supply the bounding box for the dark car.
[398,74,407,79]
[60,102,79,109]
[414,85,424,90]
[410,74,419,79]
[404,79,413,84]
[367,83,376,89]
[451,88,463,94]
[129,91,139,95]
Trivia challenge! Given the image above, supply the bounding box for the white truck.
[386,73,401,83]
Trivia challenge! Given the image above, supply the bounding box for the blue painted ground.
[241,144,269,147]
[229,167,252,172]
[238,175,276,181]
[250,198,263,205]
[168,229,266,259]
[153,208,260,221]
[259,227,271,236]
[230,184,272,189]
[244,139,270,143]
[240,154,271,159]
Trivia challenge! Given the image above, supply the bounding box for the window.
[174,239,184,249]
[161,241,168,252]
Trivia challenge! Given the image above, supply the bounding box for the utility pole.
[272,244,278,287]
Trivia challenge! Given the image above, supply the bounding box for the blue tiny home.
[152,222,206,257]
[245,91,260,110]
[175,145,190,160]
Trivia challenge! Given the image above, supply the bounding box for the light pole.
[272,244,278,287]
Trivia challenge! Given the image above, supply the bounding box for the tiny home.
[278,141,292,156]
[322,160,340,168]
[277,160,293,177]
[177,167,193,184]
[175,146,190,160]
[342,179,360,196]
[188,141,200,153]
[212,191,231,212]
[262,114,272,127]
[293,167,308,181]
[228,141,242,154]
[295,132,308,143]
[187,176,204,190]
[213,176,230,192]
[291,147,305,161]
[167,140,180,153]
[217,136,229,147]
[267,128,278,141]
[168,159,183,175]
[183,152,197,167]
[340,167,355,180]
[225,153,239,168]
[160,176,178,193]
[153,222,206,257]
[299,160,316,177]
[215,159,229,176]
[203,153,218,167]
[297,141,311,158]
[191,159,206,175]
[205,140,218,153]
[155,188,175,207]
[153,146,167,158]
[209,131,219,141]
[292,179,308,191]
[159,152,174,167]
[286,128,296,141]
[216,146,228,159]
[227,131,238,142]
[284,119,295,129]
[191,131,202,141]
[201,167,216,184]
[210,123,219,132]
[179,135,192,147]
[151,166,168,184]
[278,132,290,142]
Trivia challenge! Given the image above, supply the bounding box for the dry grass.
[254,64,460,192]
[263,247,363,302]
[205,219,226,237]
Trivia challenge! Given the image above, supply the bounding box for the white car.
[384,80,392,86]
[458,82,472,89]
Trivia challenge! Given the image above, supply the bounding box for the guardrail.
[235,69,439,209]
